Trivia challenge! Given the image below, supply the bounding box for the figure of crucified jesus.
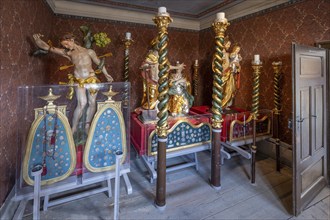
[33,33,114,134]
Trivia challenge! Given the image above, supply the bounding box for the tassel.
[42,164,47,176]
[50,135,56,145]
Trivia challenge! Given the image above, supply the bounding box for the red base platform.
[130,109,211,156]
[189,106,271,143]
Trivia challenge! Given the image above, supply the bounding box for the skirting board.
[257,138,292,167]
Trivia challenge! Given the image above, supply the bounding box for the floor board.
[20,147,329,220]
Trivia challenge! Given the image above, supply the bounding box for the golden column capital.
[123,38,134,49]
[272,61,282,74]
[153,15,173,32]
[212,20,230,38]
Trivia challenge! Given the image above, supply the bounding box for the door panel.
[314,86,324,151]
[300,56,322,77]
[301,157,324,195]
[292,43,328,216]
[299,87,310,160]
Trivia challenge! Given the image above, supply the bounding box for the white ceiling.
[46,0,290,30]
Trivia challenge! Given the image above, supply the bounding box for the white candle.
[254,54,260,63]
[158,7,167,14]
[216,12,225,20]
[125,32,131,40]
[195,60,198,65]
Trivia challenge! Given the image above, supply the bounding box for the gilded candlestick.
[193,61,199,102]
[272,61,282,171]
[153,7,172,209]
[251,58,262,184]
[122,33,134,105]
[210,13,229,189]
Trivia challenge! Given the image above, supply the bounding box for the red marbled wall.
[0,0,55,204]
[199,0,330,144]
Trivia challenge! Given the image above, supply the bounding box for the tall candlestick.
[272,61,282,172]
[122,33,134,106]
[251,59,262,184]
[153,7,173,210]
[210,9,230,190]
[193,59,199,101]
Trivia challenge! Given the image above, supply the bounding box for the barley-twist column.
[251,55,262,184]
[210,12,229,189]
[122,32,133,105]
[272,61,282,172]
[193,60,199,102]
[153,6,172,210]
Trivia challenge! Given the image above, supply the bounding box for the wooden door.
[292,43,328,216]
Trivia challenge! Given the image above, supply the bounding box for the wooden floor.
[21,148,330,220]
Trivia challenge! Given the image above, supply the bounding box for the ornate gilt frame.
[229,114,271,143]
[84,102,127,172]
[148,119,212,156]
[23,106,76,186]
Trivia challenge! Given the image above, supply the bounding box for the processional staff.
[193,59,199,103]
[272,61,282,172]
[251,54,262,184]
[210,12,229,189]
[122,32,134,105]
[153,6,172,210]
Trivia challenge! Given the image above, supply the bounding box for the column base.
[154,201,166,211]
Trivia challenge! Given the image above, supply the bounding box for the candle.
[125,32,131,40]
[254,54,260,64]
[216,12,225,20]
[195,60,198,65]
[158,7,166,14]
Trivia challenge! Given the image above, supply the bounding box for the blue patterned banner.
[149,121,211,155]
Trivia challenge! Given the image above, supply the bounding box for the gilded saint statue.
[136,37,160,113]
[213,38,241,109]
[135,37,194,118]
[168,62,194,116]
[140,50,159,110]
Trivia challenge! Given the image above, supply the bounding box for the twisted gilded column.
[193,60,199,102]
[272,61,282,172]
[122,32,133,105]
[210,12,229,189]
[251,55,262,184]
[153,7,172,210]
